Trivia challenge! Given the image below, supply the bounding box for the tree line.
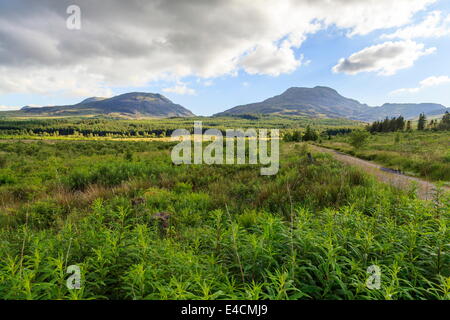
[283,125,321,142]
[367,111,450,133]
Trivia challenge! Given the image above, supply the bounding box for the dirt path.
[311,145,448,200]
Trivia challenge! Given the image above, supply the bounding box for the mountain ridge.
[3,87,448,121]
[15,92,195,118]
[214,86,448,121]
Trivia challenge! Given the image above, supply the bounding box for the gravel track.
[312,145,449,200]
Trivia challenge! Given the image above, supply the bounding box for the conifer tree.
[418,113,427,131]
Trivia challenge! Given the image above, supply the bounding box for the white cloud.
[240,43,303,76]
[381,11,450,39]
[320,0,436,37]
[0,65,114,98]
[332,40,436,76]
[391,75,450,95]
[163,83,196,95]
[0,0,438,97]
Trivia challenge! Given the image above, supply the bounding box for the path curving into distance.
[311,145,449,201]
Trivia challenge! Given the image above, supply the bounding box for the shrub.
[349,130,370,149]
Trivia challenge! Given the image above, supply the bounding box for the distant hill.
[8,92,195,118]
[3,87,448,121]
[214,86,448,121]
[215,86,368,119]
[354,103,447,121]
[425,108,450,117]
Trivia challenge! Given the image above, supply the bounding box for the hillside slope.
[215,86,369,119]
[9,93,195,118]
[354,103,447,121]
[215,86,448,121]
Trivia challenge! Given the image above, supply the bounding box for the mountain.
[15,92,195,118]
[4,87,447,121]
[215,86,369,119]
[214,86,448,121]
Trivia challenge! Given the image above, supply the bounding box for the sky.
[0,0,450,116]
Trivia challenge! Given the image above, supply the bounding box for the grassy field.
[0,137,448,299]
[319,131,450,183]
